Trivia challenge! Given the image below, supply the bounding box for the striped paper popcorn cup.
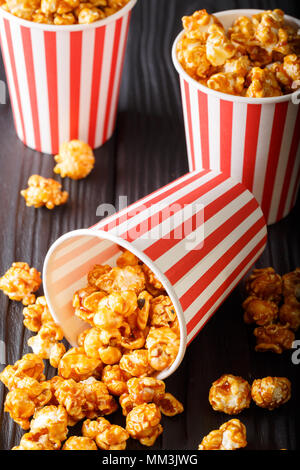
[0,0,137,154]
[172,10,300,226]
[43,169,267,379]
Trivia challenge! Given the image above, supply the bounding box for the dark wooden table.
[0,0,299,451]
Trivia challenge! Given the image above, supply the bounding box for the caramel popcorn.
[58,347,102,381]
[119,349,154,377]
[4,378,52,429]
[12,431,59,450]
[102,364,132,396]
[1,0,130,24]
[279,297,300,331]
[22,296,53,332]
[177,9,300,97]
[82,417,129,450]
[158,393,184,417]
[28,321,64,360]
[251,377,291,410]
[54,140,95,180]
[0,353,45,390]
[150,295,177,328]
[30,405,68,444]
[117,250,139,268]
[95,265,146,294]
[142,264,165,296]
[146,326,180,371]
[198,419,247,450]
[243,296,278,325]
[209,374,251,415]
[62,436,97,450]
[73,286,105,325]
[254,323,295,354]
[126,403,163,447]
[282,268,300,299]
[0,262,41,305]
[126,377,165,406]
[245,267,282,303]
[21,175,68,210]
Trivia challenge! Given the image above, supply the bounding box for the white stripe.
[53,236,106,260]
[94,21,115,147]
[31,28,51,153]
[268,102,298,222]
[0,18,23,141]
[231,101,247,182]
[56,30,70,146]
[251,103,275,205]
[107,13,129,139]
[207,94,220,171]
[187,240,266,342]
[180,77,194,171]
[106,171,218,238]
[189,83,202,169]
[78,28,95,143]
[10,23,35,148]
[173,197,260,298]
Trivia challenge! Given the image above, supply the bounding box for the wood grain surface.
[0,0,299,451]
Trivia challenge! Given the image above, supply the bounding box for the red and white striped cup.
[0,0,137,154]
[172,9,300,226]
[43,169,267,379]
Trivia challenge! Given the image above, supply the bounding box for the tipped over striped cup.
[43,169,267,379]
[0,0,137,154]
[172,9,300,226]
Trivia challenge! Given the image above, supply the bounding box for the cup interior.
[43,228,187,380]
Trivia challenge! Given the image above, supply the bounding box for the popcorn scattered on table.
[177,9,300,97]
[209,374,251,415]
[198,419,247,450]
[54,140,95,180]
[21,175,68,209]
[251,377,291,410]
[0,262,41,305]
[1,0,130,25]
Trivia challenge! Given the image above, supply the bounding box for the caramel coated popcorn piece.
[282,268,300,299]
[5,0,40,20]
[119,349,154,378]
[158,393,184,417]
[54,140,95,180]
[279,297,300,331]
[12,431,59,450]
[73,286,105,325]
[28,321,65,361]
[254,323,295,353]
[117,250,139,268]
[251,377,291,410]
[58,347,102,381]
[95,265,146,295]
[146,326,180,371]
[30,405,68,444]
[21,175,68,210]
[62,436,97,450]
[126,403,163,447]
[22,296,52,332]
[198,419,247,450]
[245,67,282,97]
[0,262,41,305]
[209,374,251,415]
[207,72,245,95]
[82,417,129,450]
[126,377,165,406]
[246,268,282,303]
[243,296,278,326]
[102,364,132,396]
[0,353,45,390]
[150,295,177,328]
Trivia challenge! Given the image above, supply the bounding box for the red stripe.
[143,176,239,261]
[185,215,266,333]
[187,234,267,343]
[110,12,131,132]
[99,170,209,231]
[20,26,41,151]
[290,162,300,211]
[198,90,210,168]
[3,19,26,144]
[219,99,233,175]
[242,104,261,191]
[276,106,300,220]
[88,26,106,148]
[122,173,227,244]
[70,31,83,140]
[261,102,289,221]
[166,197,259,286]
[183,80,196,170]
[44,31,59,154]
[102,17,123,143]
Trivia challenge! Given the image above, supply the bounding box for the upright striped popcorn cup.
[0,0,137,154]
[172,10,300,225]
[43,169,267,379]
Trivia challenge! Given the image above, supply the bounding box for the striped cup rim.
[171,9,300,105]
[43,228,188,381]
